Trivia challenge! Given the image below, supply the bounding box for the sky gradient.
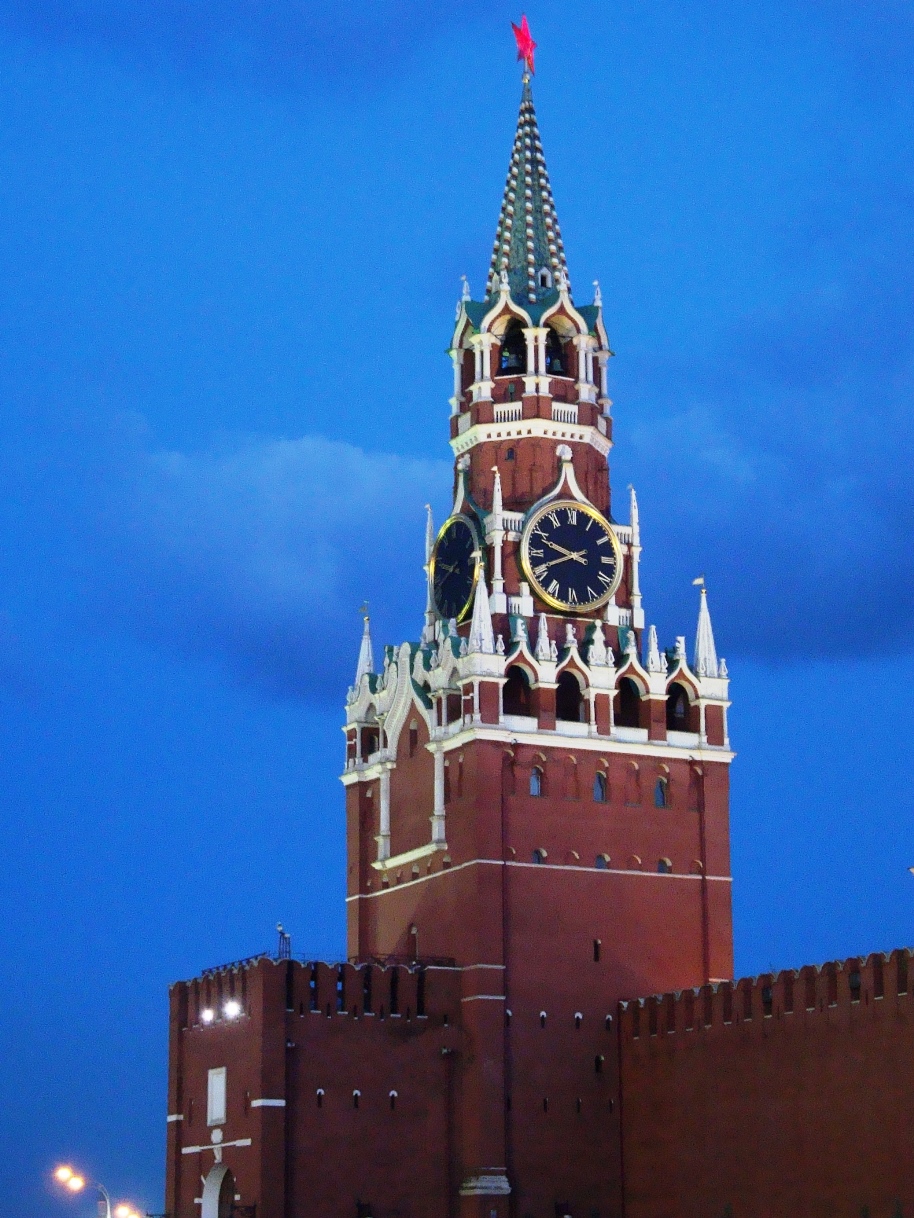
[2,3,913,1215]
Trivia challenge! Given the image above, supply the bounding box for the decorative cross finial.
[460,274,471,301]
[359,601,370,621]
[512,14,537,76]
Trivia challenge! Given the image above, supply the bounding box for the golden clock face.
[429,514,480,623]
[520,499,622,612]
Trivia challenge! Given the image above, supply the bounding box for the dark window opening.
[657,858,672,874]
[556,672,584,722]
[532,848,546,865]
[594,1055,604,1074]
[309,965,318,1012]
[593,939,601,963]
[390,968,400,1015]
[336,967,345,1012]
[500,321,527,374]
[353,1092,360,1109]
[389,1092,397,1111]
[762,985,773,1016]
[654,779,668,809]
[849,970,861,1001]
[899,955,909,995]
[783,974,794,1013]
[530,767,543,797]
[545,328,566,375]
[540,1012,547,1028]
[409,724,418,757]
[874,957,884,998]
[316,1090,323,1109]
[575,1014,582,1029]
[595,854,609,870]
[593,772,607,802]
[576,1098,582,1114]
[506,447,515,461]
[666,683,689,731]
[542,1097,549,1112]
[503,665,532,717]
[416,968,426,1017]
[617,678,641,728]
[362,968,373,1015]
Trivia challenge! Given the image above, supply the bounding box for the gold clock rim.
[519,498,623,613]
[429,512,481,625]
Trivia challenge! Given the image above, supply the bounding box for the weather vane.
[512,14,537,76]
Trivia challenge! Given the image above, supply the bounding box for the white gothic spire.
[467,565,495,655]
[535,613,551,662]
[646,624,662,673]
[354,610,375,685]
[424,504,435,563]
[693,588,719,677]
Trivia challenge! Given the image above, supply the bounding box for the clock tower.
[342,67,734,1216]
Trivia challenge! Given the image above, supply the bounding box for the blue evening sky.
[2,2,913,1214]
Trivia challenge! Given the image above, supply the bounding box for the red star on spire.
[511,14,537,75]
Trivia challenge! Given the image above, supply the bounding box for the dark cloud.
[89,423,451,699]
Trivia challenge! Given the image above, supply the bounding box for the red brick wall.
[618,949,914,1218]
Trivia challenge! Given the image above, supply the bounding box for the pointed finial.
[354,608,375,685]
[467,558,495,655]
[593,279,602,307]
[499,268,510,291]
[461,275,471,301]
[646,625,662,673]
[424,504,435,564]
[535,613,551,662]
[491,465,503,526]
[693,583,719,677]
[587,621,608,667]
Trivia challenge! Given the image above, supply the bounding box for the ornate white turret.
[535,613,551,662]
[468,566,496,655]
[489,466,508,614]
[646,624,662,673]
[694,587,719,678]
[354,610,375,686]
[629,485,644,629]
[423,504,436,642]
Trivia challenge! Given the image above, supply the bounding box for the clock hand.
[543,539,588,564]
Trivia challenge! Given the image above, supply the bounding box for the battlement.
[619,946,914,1044]
[171,956,461,1029]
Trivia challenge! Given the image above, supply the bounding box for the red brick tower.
[342,70,735,1216]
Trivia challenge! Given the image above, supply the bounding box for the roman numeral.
[586,586,597,600]
[547,579,560,596]
[546,511,561,528]
[534,564,549,577]
[567,587,579,604]
[598,572,612,586]
[529,547,544,557]
[600,556,614,564]
[585,516,593,531]
[597,535,609,546]
[566,509,578,525]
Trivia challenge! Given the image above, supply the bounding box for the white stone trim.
[461,994,507,1002]
[371,840,448,872]
[450,417,611,459]
[167,1113,183,1122]
[460,1174,511,1197]
[250,1098,286,1108]
[182,1139,252,1155]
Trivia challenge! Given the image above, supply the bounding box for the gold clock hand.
[543,539,588,564]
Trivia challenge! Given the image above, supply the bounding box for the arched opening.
[530,766,543,797]
[201,1167,235,1218]
[657,858,672,874]
[545,327,566,375]
[538,267,553,290]
[666,682,689,731]
[593,771,607,802]
[505,446,515,461]
[556,671,584,722]
[654,777,668,808]
[503,665,532,717]
[499,320,527,374]
[595,854,610,870]
[616,677,642,728]
[532,848,546,865]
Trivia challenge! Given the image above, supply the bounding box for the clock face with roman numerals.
[430,513,480,623]
[520,499,623,612]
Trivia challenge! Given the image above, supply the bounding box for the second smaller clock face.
[430,514,479,623]
[520,499,622,612]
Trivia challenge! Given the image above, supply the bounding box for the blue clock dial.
[430,514,480,623]
[520,499,622,612]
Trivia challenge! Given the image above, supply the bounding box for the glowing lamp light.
[223,999,242,1019]
[54,1168,74,1184]
[114,1205,134,1217]
[200,1008,215,1024]
[67,1178,85,1193]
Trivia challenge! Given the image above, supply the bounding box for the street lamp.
[52,1165,142,1218]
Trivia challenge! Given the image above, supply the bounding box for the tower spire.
[467,561,496,655]
[693,586,719,677]
[486,74,570,304]
[354,606,375,685]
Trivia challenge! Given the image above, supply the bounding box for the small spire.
[354,606,374,685]
[593,279,602,306]
[646,625,662,673]
[629,485,640,544]
[486,73,570,303]
[693,587,719,677]
[491,465,503,527]
[424,504,435,564]
[535,613,551,661]
[461,275,471,301]
[467,559,495,655]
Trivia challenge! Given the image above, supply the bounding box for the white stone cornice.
[449,417,611,459]
[434,721,735,763]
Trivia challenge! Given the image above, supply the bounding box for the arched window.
[353,1090,361,1109]
[595,854,610,870]
[503,665,532,717]
[666,683,689,731]
[532,847,546,865]
[545,327,566,374]
[593,772,607,802]
[556,671,583,722]
[316,1088,324,1108]
[389,1090,398,1110]
[617,677,641,728]
[654,777,668,808]
[505,446,515,461]
[530,766,543,797]
[538,267,553,290]
[657,858,672,874]
[499,320,527,373]
[408,720,418,757]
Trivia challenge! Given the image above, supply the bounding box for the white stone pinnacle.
[646,625,662,673]
[535,613,551,661]
[694,588,719,678]
[468,567,495,655]
[354,613,374,685]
